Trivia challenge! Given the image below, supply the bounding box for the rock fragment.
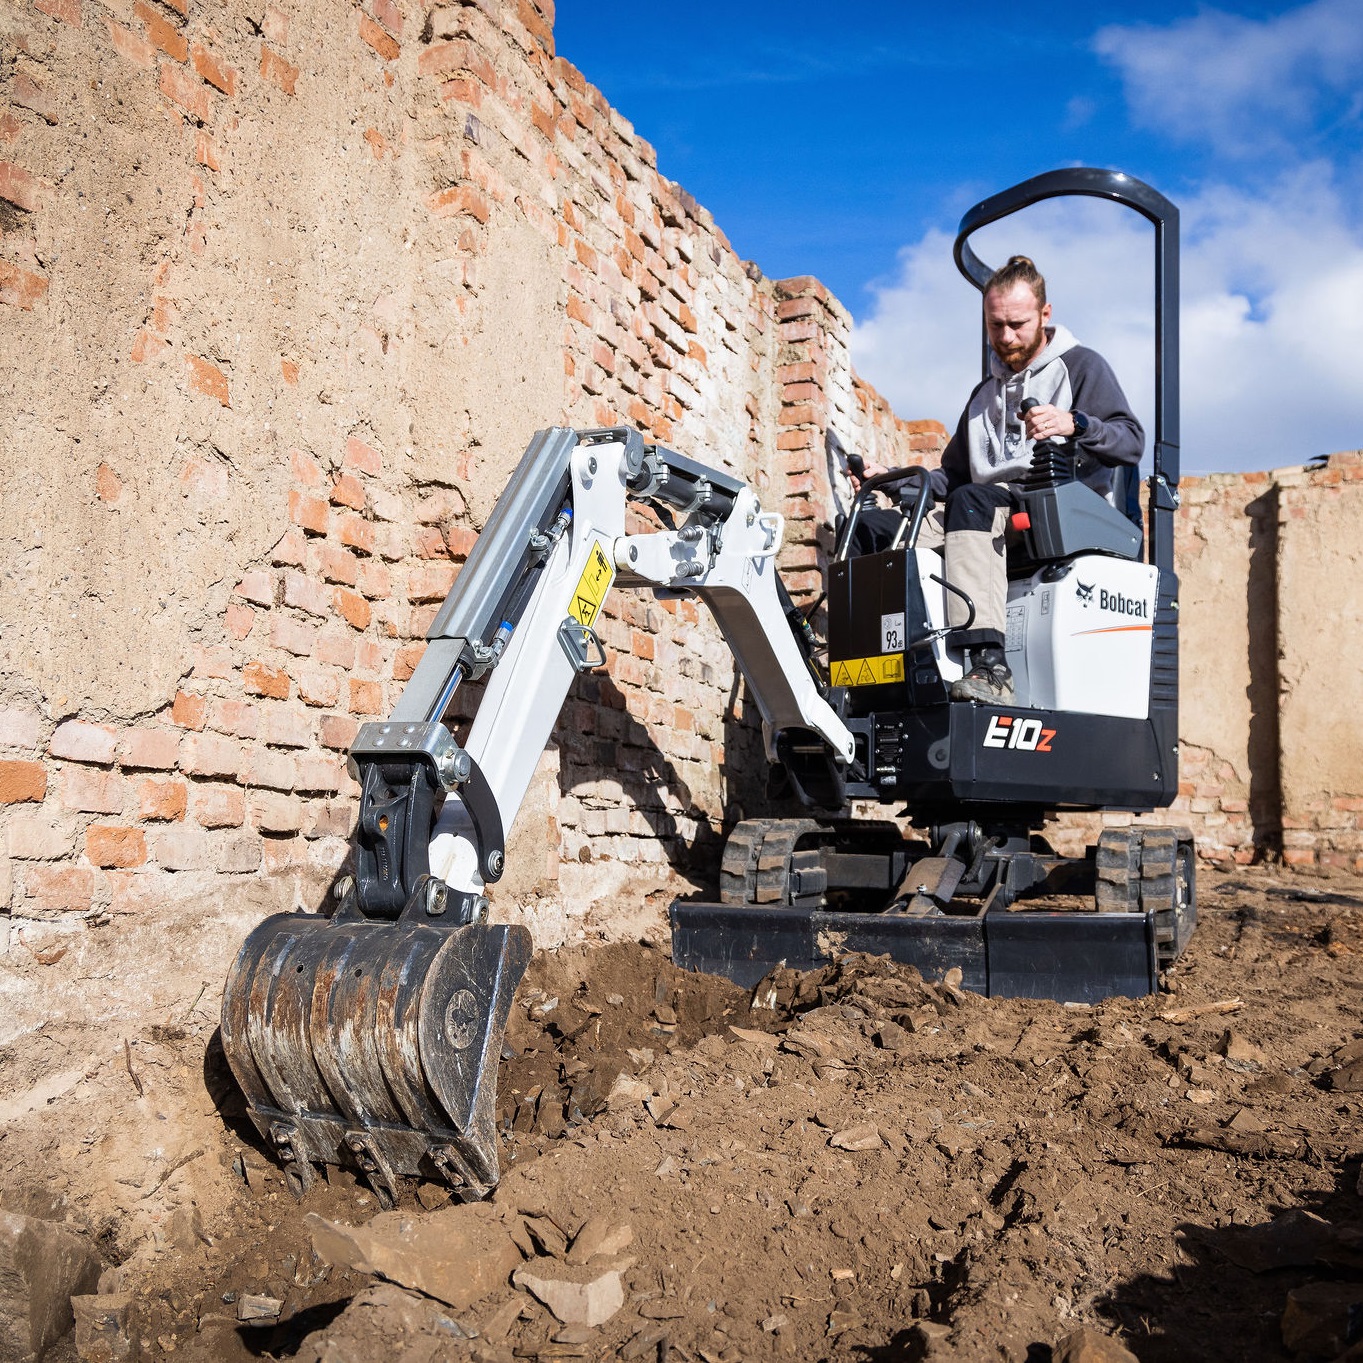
[511,1259,629,1326]
[0,1210,102,1363]
[829,1123,884,1152]
[236,1294,282,1322]
[1053,1325,1139,1363]
[1281,1281,1363,1357]
[566,1218,633,1265]
[306,1204,520,1311]
[72,1293,136,1363]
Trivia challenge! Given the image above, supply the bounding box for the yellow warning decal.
[829,653,905,688]
[568,541,614,627]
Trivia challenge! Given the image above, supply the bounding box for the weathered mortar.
[0,0,1358,1037]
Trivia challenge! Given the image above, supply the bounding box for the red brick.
[297,667,340,708]
[270,615,316,657]
[428,185,490,222]
[295,755,344,794]
[186,354,229,405]
[316,629,357,669]
[250,790,303,833]
[240,746,295,792]
[0,708,41,749]
[60,767,126,814]
[12,72,58,125]
[357,560,391,598]
[120,727,179,770]
[419,39,471,78]
[364,127,387,158]
[193,785,245,828]
[408,562,456,603]
[338,513,376,556]
[330,472,366,511]
[262,3,288,42]
[335,588,371,631]
[0,262,49,311]
[151,827,259,873]
[171,690,207,731]
[23,866,93,914]
[349,678,382,715]
[344,436,383,477]
[139,777,186,821]
[95,463,122,503]
[133,0,186,60]
[225,603,255,640]
[191,41,237,94]
[86,825,146,868]
[359,12,398,60]
[413,526,447,559]
[35,0,81,25]
[160,62,211,124]
[208,698,259,740]
[261,706,312,749]
[288,490,329,535]
[243,661,290,699]
[280,357,299,385]
[319,714,357,750]
[260,45,298,95]
[50,720,117,765]
[284,569,331,619]
[180,733,242,779]
[195,130,220,170]
[0,760,46,803]
[130,328,167,363]
[370,0,403,36]
[388,641,421,681]
[446,526,477,559]
[0,160,44,213]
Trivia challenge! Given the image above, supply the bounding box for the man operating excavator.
[852,254,1145,703]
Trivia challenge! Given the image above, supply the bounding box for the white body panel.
[1005,556,1158,718]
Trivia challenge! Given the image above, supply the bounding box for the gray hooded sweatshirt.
[940,324,1144,498]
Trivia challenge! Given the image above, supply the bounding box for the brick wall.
[0,0,1357,1015]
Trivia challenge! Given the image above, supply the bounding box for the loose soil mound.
[4,866,1363,1362]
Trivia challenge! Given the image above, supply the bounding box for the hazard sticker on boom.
[568,541,614,627]
[829,653,905,688]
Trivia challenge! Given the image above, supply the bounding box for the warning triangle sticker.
[856,660,876,686]
[576,596,596,622]
[831,662,850,687]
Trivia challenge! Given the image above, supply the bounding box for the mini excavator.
[221,169,1193,1204]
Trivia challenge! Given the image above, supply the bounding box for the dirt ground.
[5,863,1363,1363]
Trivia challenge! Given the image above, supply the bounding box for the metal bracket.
[558,617,607,672]
[349,720,470,791]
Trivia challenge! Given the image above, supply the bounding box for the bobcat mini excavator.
[221,168,1192,1205]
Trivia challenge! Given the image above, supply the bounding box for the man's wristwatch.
[1070,410,1089,439]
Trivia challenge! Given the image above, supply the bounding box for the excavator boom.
[220,426,852,1203]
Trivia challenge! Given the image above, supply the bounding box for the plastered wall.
[0,0,1357,1039]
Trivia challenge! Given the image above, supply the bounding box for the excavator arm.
[221,426,852,1204]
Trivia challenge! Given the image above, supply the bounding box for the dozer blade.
[220,911,531,1205]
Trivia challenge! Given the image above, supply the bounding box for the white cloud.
[851,171,1363,474]
[1094,0,1363,158]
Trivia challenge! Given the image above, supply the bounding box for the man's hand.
[849,457,888,493]
[1022,403,1075,443]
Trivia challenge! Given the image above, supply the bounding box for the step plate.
[670,902,1157,1003]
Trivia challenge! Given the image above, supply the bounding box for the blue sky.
[554,0,1363,474]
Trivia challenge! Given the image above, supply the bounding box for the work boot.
[950,646,1015,704]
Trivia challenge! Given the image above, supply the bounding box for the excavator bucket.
[220,909,531,1205]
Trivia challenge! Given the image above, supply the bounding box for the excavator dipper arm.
[221,427,852,1204]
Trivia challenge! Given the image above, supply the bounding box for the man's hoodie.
[940,324,1144,498]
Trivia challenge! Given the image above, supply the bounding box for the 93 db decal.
[982,714,1056,752]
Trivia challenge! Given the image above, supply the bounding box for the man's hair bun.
[985,255,1047,307]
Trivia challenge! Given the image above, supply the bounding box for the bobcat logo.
[1076,581,1095,606]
